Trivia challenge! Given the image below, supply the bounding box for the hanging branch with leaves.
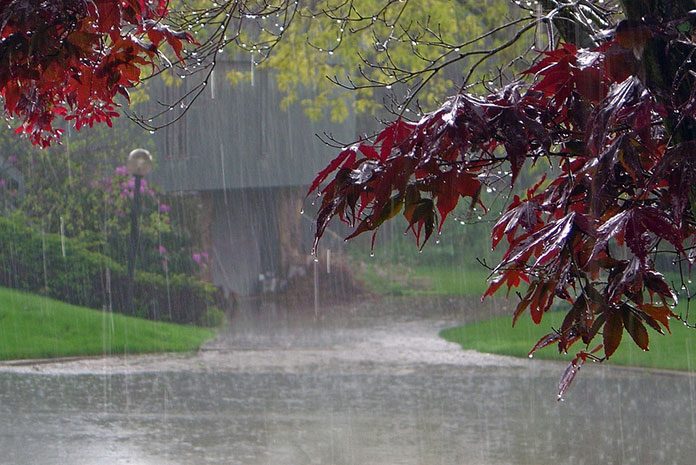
[309,0,696,398]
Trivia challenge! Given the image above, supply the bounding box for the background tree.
[239,1,517,121]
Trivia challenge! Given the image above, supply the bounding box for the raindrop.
[59,216,66,258]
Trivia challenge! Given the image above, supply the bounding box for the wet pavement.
[1,296,695,464]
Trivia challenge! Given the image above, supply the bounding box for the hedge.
[0,214,227,325]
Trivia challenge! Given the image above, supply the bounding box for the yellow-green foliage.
[226,1,524,121]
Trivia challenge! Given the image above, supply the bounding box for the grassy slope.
[441,309,696,371]
[0,287,215,360]
[358,262,492,296]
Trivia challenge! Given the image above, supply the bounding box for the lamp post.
[125,148,153,316]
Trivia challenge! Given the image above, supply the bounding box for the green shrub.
[0,123,202,278]
[0,213,227,324]
[197,306,227,328]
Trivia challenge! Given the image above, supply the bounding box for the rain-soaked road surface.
[1,296,696,465]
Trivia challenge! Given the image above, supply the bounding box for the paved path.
[0,296,695,465]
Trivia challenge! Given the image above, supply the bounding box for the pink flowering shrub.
[3,123,200,277]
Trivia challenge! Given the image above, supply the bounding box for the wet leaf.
[511,286,533,327]
[307,147,357,196]
[403,198,436,248]
[640,303,676,333]
[621,307,649,351]
[528,331,561,357]
[557,354,586,401]
[603,309,624,358]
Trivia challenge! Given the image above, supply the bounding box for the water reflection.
[0,297,694,464]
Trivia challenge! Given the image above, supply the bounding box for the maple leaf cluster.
[0,0,193,146]
[309,17,696,397]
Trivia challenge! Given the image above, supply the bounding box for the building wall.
[149,62,358,296]
[202,186,313,297]
[150,61,357,192]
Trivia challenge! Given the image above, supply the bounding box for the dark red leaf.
[306,147,357,197]
[557,353,586,401]
[530,282,554,324]
[511,284,534,326]
[603,309,624,358]
[528,331,561,357]
[484,268,529,299]
[358,144,380,160]
[621,306,650,351]
[374,119,416,161]
[643,270,677,302]
[586,76,647,156]
[403,198,436,248]
[491,196,542,248]
[640,303,676,333]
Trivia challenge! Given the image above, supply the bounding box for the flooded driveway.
[1,296,695,464]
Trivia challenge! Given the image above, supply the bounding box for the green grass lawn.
[358,262,492,297]
[441,309,696,372]
[0,287,216,360]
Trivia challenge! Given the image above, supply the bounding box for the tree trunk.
[620,0,696,142]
